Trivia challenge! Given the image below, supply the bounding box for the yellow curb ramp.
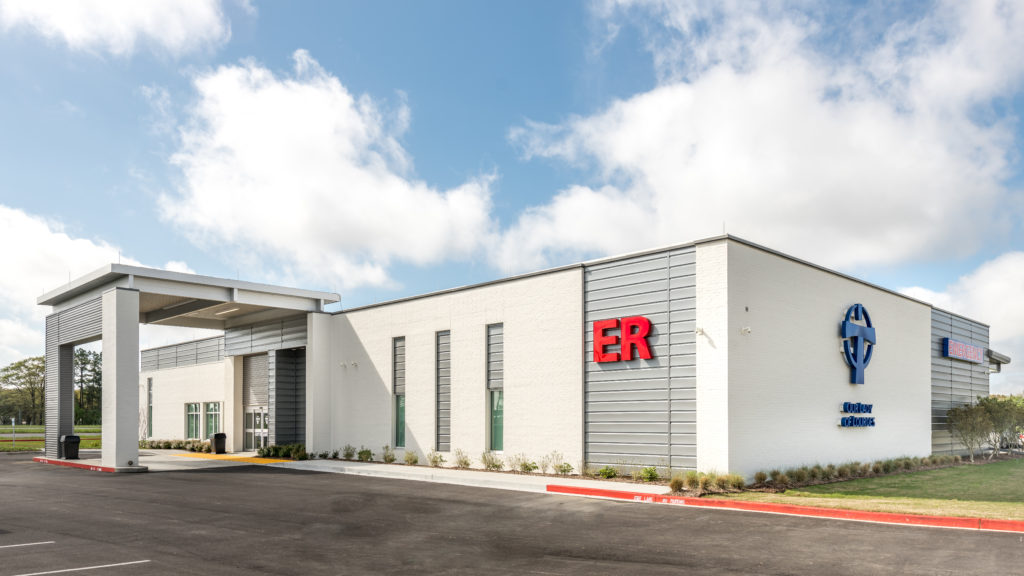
[175,453,292,464]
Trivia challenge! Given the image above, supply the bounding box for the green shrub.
[519,460,539,474]
[294,447,308,460]
[403,450,419,465]
[597,466,618,479]
[669,474,685,492]
[454,449,471,469]
[698,473,714,492]
[954,455,962,463]
[427,450,445,467]
[640,466,659,482]
[809,465,823,480]
[775,473,790,488]
[768,469,783,484]
[791,467,809,484]
[318,451,330,460]
[836,464,851,479]
[343,444,356,460]
[382,445,396,464]
[727,473,746,490]
[331,449,339,459]
[870,461,882,474]
[901,458,913,470]
[714,473,732,491]
[357,447,373,462]
[684,470,701,490]
[753,470,768,485]
[556,462,574,475]
[881,459,896,474]
[547,451,566,475]
[481,451,503,471]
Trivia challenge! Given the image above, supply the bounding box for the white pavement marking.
[0,542,55,550]
[10,560,151,576]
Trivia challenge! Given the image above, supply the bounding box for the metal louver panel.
[393,337,406,395]
[243,353,269,407]
[436,331,451,452]
[225,316,308,357]
[487,324,503,390]
[141,336,225,372]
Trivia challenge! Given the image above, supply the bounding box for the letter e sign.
[593,316,653,363]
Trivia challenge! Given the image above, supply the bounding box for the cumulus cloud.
[0,205,214,366]
[160,50,495,291]
[902,253,1024,395]
[505,0,1024,272]
[0,0,232,57]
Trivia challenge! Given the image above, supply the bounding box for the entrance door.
[244,406,268,451]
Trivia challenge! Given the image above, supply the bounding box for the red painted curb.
[33,456,116,473]
[546,484,1024,533]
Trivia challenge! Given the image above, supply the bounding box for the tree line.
[946,395,1024,462]
[0,350,102,425]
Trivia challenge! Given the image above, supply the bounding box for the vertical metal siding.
[44,298,102,457]
[930,309,990,454]
[583,247,697,471]
[393,337,406,395]
[269,348,305,446]
[242,353,269,407]
[487,324,503,390]
[436,331,451,452]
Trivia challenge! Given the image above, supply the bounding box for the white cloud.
[0,205,217,366]
[0,0,232,57]
[505,0,1024,273]
[160,50,495,291]
[902,252,1024,395]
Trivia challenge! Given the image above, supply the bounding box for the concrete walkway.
[270,458,672,495]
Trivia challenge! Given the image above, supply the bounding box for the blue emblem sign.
[840,304,875,385]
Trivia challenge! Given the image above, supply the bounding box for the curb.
[33,457,148,473]
[546,484,1024,533]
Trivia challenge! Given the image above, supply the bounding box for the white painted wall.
[139,360,227,441]
[328,268,584,468]
[725,241,932,478]
[695,240,730,473]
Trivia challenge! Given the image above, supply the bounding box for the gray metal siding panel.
[583,246,697,470]
[436,331,451,452]
[225,317,307,357]
[142,337,225,372]
[930,309,990,454]
[487,324,503,390]
[269,348,305,445]
[393,337,406,395]
[243,353,269,407]
[56,298,102,345]
[45,299,102,458]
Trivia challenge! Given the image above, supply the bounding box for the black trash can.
[210,432,227,454]
[61,435,81,460]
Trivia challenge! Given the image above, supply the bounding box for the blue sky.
[0,1,1022,392]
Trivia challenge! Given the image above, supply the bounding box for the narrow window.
[487,324,504,451]
[186,403,201,439]
[393,337,406,448]
[147,378,153,439]
[436,330,451,452]
[205,402,221,438]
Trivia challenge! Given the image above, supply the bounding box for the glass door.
[244,406,269,451]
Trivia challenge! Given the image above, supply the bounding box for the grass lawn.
[721,458,1024,520]
[0,438,102,452]
[3,425,101,434]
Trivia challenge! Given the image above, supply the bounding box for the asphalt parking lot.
[2,452,1022,575]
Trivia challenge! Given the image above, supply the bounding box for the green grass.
[722,459,1024,520]
[0,438,102,452]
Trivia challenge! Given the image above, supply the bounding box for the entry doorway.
[244,406,268,451]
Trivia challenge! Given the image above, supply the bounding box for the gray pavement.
[3,451,1023,575]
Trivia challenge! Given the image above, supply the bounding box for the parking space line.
[10,560,151,576]
[0,542,55,550]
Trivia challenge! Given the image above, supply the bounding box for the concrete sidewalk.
[270,458,672,495]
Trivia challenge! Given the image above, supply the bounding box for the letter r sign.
[593,316,653,363]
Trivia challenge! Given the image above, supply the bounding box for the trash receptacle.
[61,435,81,460]
[210,432,226,454]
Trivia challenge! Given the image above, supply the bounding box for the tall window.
[205,402,221,437]
[487,324,504,451]
[436,331,451,452]
[147,378,153,439]
[185,403,201,439]
[393,337,406,448]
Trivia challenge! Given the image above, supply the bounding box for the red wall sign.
[593,316,653,363]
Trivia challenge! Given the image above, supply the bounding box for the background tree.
[0,356,46,425]
[946,403,992,462]
[73,349,102,425]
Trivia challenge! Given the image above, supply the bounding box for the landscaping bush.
[318,451,330,460]
[294,447,308,460]
[403,450,419,465]
[791,467,809,484]
[836,464,851,479]
[357,447,373,462]
[684,470,701,490]
[753,470,768,485]
[714,473,732,491]
[427,449,445,467]
[331,449,339,460]
[481,451,503,471]
[547,451,566,474]
[454,448,471,469]
[669,474,685,493]
[343,444,356,460]
[597,466,618,479]
[774,473,790,488]
[382,445,396,464]
[556,462,574,475]
[768,469,783,484]
[809,465,823,480]
[640,466,659,482]
[698,473,714,492]
[727,473,746,490]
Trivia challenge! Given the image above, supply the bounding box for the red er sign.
[593,316,653,363]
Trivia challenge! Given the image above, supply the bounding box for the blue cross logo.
[841,304,875,385]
